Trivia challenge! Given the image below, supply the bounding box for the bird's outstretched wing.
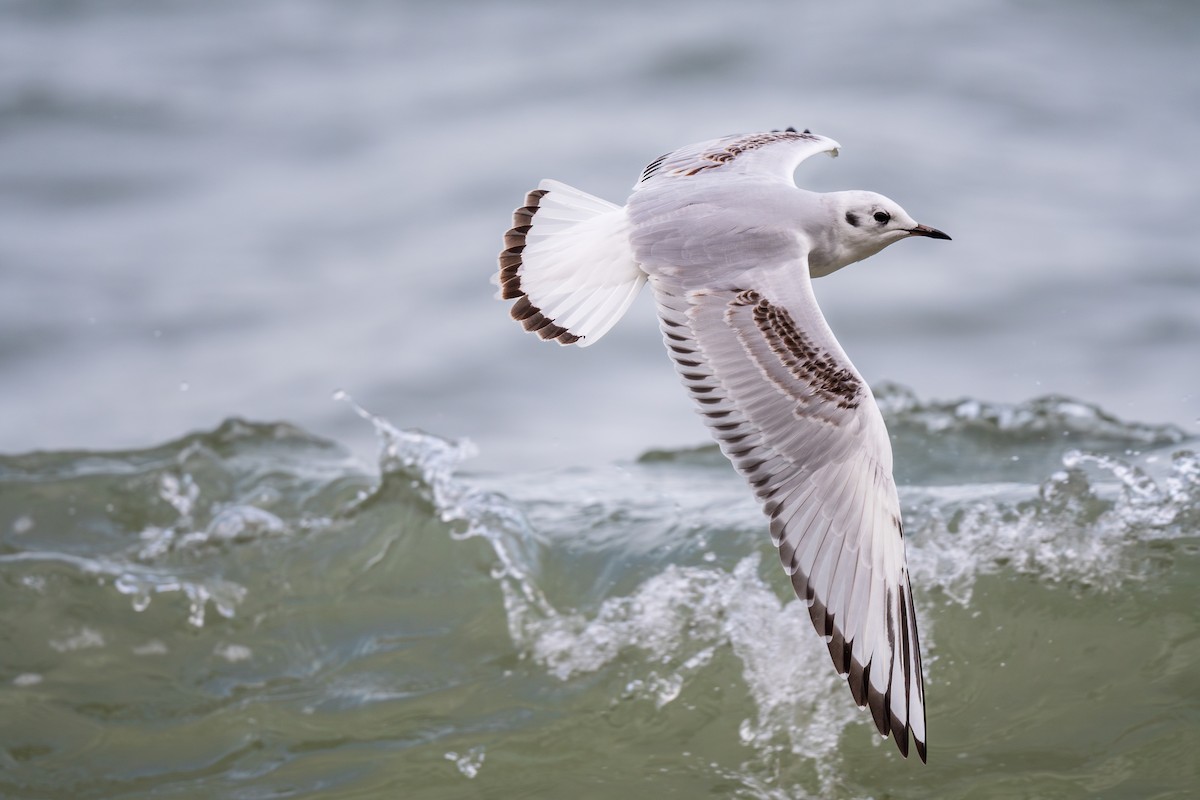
[635,128,840,189]
[649,263,927,762]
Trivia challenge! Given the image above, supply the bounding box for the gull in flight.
[496,128,950,762]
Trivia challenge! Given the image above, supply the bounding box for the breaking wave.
[2,387,1196,797]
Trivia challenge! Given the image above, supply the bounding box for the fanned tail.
[497,179,645,347]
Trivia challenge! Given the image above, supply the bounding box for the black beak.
[908,224,952,241]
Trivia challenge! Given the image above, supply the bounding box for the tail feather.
[497,179,645,347]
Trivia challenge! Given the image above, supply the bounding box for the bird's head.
[812,190,950,276]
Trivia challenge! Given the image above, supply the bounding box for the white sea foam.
[214,643,253,662]
[49,627,105,653]
[444,746,486,779]
[904,446,1200,606]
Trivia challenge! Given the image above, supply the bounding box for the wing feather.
[647,263,928,762]
[635,129,841,189]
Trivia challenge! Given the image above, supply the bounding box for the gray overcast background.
[2,0,1197,468]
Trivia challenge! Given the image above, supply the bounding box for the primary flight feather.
[496,128,951,762]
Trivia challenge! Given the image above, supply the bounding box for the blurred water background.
[2,0,1199,797]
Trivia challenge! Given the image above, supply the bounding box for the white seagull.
[496,128,950,762]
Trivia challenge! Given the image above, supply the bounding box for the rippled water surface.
[2,393,1198,798]
[2,0,1199,797]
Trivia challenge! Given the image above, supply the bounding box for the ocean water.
[2,394,1198,797]
[2,0,1199,797]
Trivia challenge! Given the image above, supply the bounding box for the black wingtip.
[895,727,910,759]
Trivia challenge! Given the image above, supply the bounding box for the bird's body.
[496,128,950,762]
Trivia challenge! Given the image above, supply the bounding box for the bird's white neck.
[803,192,893,278]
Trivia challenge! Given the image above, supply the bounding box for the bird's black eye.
[873,211,891,224]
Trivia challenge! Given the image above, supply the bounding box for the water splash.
[875,383,1189,445]
[905,445,1200,606]
[337,399,865,774]
[0,419,354,628]
[336,390,554,627]
[340,387,1200,789]
[444,746,486,779]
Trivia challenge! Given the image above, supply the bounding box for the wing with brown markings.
[635,129,840,189]
[650,263,927,762]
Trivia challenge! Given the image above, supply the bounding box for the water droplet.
[132,640,168,656]
[214,643,253,662]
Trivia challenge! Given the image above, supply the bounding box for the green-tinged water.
[2,389,1197,799]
